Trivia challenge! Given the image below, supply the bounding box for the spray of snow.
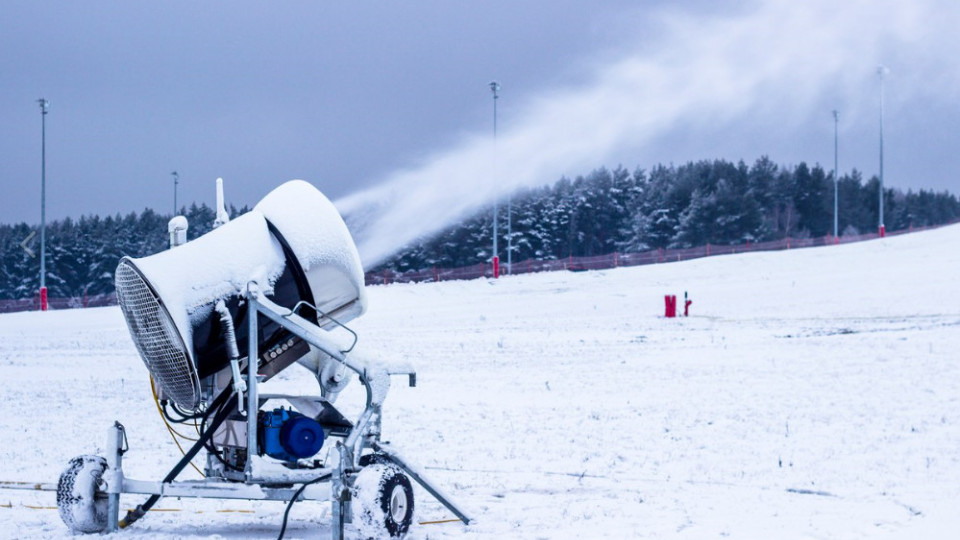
[336,0,960,268]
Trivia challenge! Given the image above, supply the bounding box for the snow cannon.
[56,179,470,539]
[115,180,367,412]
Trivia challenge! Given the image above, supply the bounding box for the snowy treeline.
[0,203,240,299]
[1,156,958,298]
[380,157,960,272]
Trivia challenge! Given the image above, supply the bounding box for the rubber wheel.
[56,455,109,534]
[358,452,395,467]
[352,464,415,539]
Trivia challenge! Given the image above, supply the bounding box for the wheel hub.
[389,483,408,521]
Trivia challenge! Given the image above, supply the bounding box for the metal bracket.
[229,358,247,415]
[287,299,359,354]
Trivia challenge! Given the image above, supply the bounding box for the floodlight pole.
[172,171,180,215]
[490,81,500,278]
[878,66,887,237]
[38,98,49,311]
[832,110,839,242]
[503,86,511,275]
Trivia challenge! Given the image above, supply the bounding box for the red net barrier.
[364,219,957,287]
[0,292,118,314]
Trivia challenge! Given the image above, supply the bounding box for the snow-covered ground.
[2,224,959,539]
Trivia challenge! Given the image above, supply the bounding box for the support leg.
[331,442,352,540]
[373,442,472,525]
[105,422,125,532]
[245,291,259,480]
[331,488,345,540]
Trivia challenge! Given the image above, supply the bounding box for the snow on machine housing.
[56,180,470,539]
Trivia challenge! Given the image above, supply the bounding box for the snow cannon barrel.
[115,180,367,412]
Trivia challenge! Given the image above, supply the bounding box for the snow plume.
[337,0,957,269]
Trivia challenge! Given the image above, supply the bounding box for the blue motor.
[258,408,325,462]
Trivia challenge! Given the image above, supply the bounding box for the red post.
[879,225,886,238]
[40,287,48,311]
[684,291,692,317]
[664,295,677,318]
[492,256,500,279]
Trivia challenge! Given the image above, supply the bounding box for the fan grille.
[115,259,200,411]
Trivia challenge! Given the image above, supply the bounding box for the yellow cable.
[4,503,457,524]
[150,379,205,478]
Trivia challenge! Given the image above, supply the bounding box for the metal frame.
[99,284,470,538]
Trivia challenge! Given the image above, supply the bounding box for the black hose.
[161,398,210,423]
[120,388,235,528]
[161,401,196,423]
[277,473,332,540]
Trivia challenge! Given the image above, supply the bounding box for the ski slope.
[1,224,959,539]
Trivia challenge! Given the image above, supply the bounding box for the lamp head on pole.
[489,81,500,98]
[38,98,49,114]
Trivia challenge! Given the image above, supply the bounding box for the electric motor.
[258,408,325,463]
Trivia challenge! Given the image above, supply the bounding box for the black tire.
[358,452,395,467]
[56,455,109,534]
[352,464,415,539]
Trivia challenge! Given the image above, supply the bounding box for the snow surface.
[2,224,960,539]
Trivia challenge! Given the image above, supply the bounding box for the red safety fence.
[0,292,118,314]
[364,220,957,286]
[2,220,956,313]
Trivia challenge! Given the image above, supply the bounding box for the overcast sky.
[2,1,958,231]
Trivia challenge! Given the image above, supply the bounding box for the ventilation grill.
[115,259,200,411]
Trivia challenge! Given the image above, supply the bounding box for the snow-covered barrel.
[115,180,367,411]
